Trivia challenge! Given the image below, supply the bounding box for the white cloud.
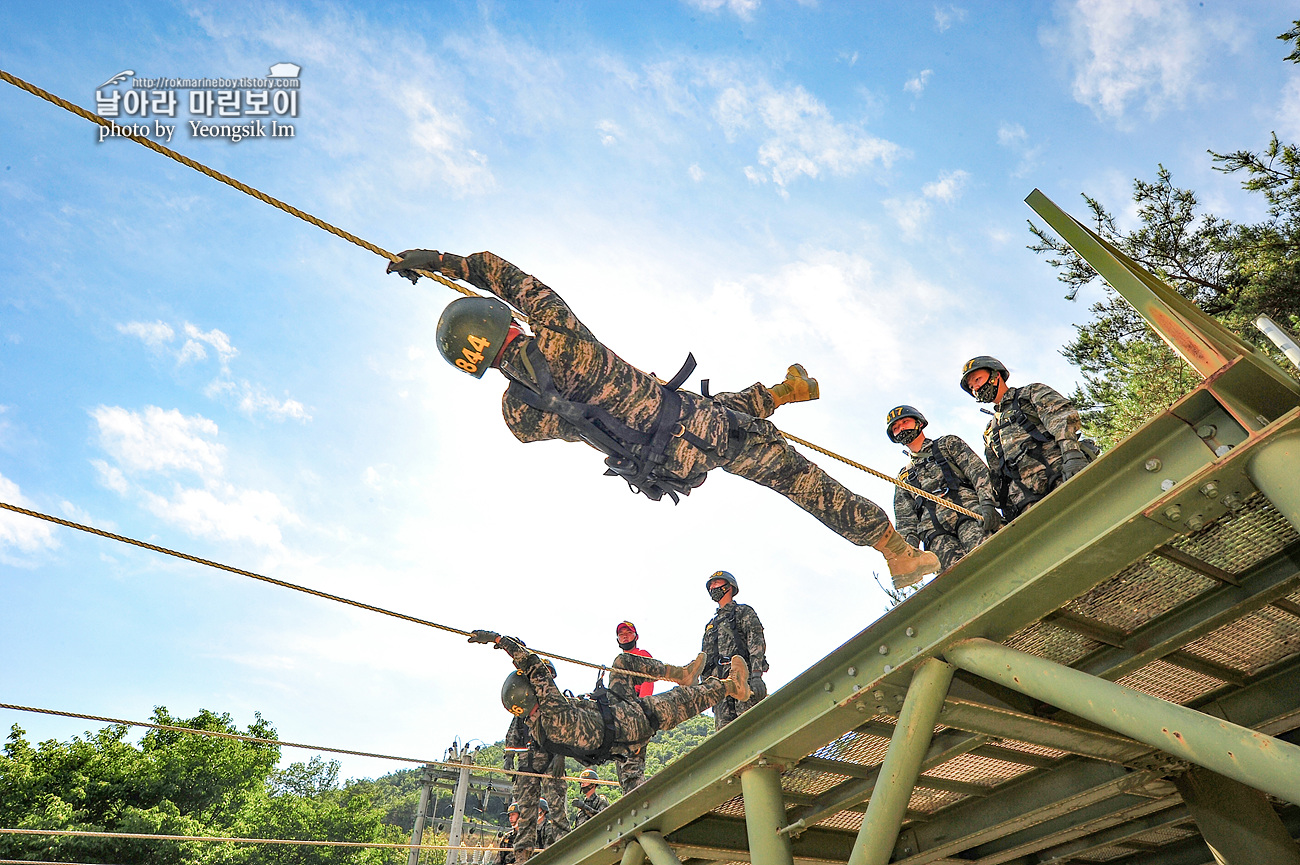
[117,320,175,348]
[597,119,622,146]
[997,122,1027,147]
[91,406,226,477]
[688,163,705,182]
[1279,75,1300,142]
[997,121,1043,178]
[206,380,312,422]
[921,169,969,202]
[90,405,298,549]
[684,0,760,20]
[183,323,238,369]
[0,472,59,558]
[934,5,967,32]
[712,79,900,192]
[398,87,495,195]
[1044,0,1240,120]
[904,69,933,96]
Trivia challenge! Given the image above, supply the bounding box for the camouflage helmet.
[436,296,515,379]
[507,802,519,816]
[885,405,928,443]
[501,670,537,717]
[960,356,1010,396]
[579,769,599,785]
[705,570,739,597]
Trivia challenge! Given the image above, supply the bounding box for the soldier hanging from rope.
[468,629,750,863]
[386,250,940,584]
[502,659,570,852]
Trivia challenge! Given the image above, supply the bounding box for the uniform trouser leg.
[713,685,765,731]
[642,678,727,733]
[617,746,647,792]
[542,752,570,832]
[722,420,892,547]
[513,773,540,858]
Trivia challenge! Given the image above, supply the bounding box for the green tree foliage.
[1026,21,1300,448]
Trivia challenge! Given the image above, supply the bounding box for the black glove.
[977,502,1002,532]
[503,753,515,772]
[386,249,443,284]
[468,629,500,645]
[1061,449,1090,481]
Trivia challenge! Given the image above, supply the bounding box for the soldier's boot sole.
[767,363,820,406]
[872,525,941,588]
[724,655,751,701]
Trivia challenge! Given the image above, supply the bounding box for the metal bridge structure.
[532,190,1300,865]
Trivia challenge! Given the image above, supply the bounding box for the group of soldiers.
[481,570,768,863]
[886,354,1094,582]
[383,249,1095,862]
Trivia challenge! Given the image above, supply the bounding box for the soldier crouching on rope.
[385,249,939,585]
[468,629,749,862]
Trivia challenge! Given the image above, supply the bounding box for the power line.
[0,828,506,851]
[0,701,619,787]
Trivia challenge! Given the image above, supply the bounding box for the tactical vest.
[703,605,768,675]
[530,685,646,767]
[988,389,1096,518]
[904,441,978,545]
[504,336,742,504]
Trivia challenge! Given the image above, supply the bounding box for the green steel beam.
[621,840,647,865]
[945,639,1300,805]
[966,795,1181,865]
[741,765,796,865]
[639,832,684,865]
[937,697,1152,765]
[847,660,954,865]
[1173,766,1300,865]
[1004,803,1192,864]
[1075,542,1300,681]
[1108,806,1300,865]
[1249,431,1300,534]
[1194,654,1300,735]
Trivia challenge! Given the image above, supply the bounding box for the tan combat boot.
[872,525,941,589]
[723,655,751,701]
[664,652,707,685]
[767,364,820,407]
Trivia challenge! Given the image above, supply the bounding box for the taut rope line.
[0,68,979,520]
[0,828,506,852]
[0,701,619,786]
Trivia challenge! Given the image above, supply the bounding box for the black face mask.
[617,638,637,650]
[894,427,920,445]
[974,377,1000,403]
[708,585,729,603]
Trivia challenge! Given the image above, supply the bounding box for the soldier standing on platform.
[700,571,767,730]
[385,249,940,584]
[887,405,1001,579]
[959,357,1092,521]
[571,769,611,828]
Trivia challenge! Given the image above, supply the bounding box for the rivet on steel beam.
[757,757,768,767]
[1200,481,1220,498]
[1186,515,1205,531]
[630,809,637,817]
[1197,424,1217,439]
[879,645,890,655]
[824,682,833,691]
[1222,493,1241,510]
[1215,444,1232,457]
[1164,505,1183,521]
[894,694,905,703]
[1144,458,1162,472]
[644,802,650,810]
[847,666,857,676]
[1161,479,1176,491]
[857,704,867,713]
[617,818,623,825]
[727,777,735,785]
[606,825,612,832]
[874,690,885,700]
[853,683,861,691]
[884,664,893,673]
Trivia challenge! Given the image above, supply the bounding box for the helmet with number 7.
[436,297,515,379]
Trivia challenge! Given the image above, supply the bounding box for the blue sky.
[2,0,1297,783]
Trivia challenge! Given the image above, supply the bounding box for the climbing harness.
[902,440,979,547]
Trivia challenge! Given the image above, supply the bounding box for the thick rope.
[0,701,619,787]
[779,432,982,520]
[0,501,653,681]
[0,68,976,518]
[0,828,504,852]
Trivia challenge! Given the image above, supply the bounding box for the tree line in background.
[0,709,715,864]
[1030,22,1300,448]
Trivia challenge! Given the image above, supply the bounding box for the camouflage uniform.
[494,830,516,865]
[571,789,611,828]
[701,603,767,730]
[537,813,559,850]
[893,435,997,571]
[499,637,725,801]
[983,383,1083,521]
[607,650,667,790]
[436,252,893,547]
[504,716,569,859]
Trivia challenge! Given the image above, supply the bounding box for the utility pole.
[447,740,475,864]
[407,764,435,865]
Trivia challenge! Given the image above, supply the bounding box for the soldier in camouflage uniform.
[960,356,1090,522]
[607,621,705,790]
[571,769,611,828]
[536,799,559,850]
[386,250,939,584]
[470,628,749,857]
[503,709,569,852]
[493,803,519,865]
[887,405,1001,578]
[700,571,767,730]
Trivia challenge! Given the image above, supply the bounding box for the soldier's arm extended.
[438,251,599,341]
[940,435,998,505]
[1024,382,1083,453]
[893,477,921,546]
[739,605,768,676]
